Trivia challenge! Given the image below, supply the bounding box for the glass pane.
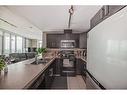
[11,35,16,53]
[38,40,42,48]
[0,36,2,55]
[16,36,22,53]
[4,33,10,55]
[22,38,25,53]
[25,39,31,52]
[25,39,29,52]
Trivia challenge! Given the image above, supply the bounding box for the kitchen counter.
[0,51,87,89]
[76,56,87,65]
[80,57,87,63]
[47,48,86,51]
[0,57,55,89]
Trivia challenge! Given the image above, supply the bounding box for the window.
[16,36,23,53]
[22,38,26,53]
[25,39,32,52]
[25,38,29,52]
[11,35,16,53]
[4,33,10,55]
[0,29,39,54]
[38,40,42,48]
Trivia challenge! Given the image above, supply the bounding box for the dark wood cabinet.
[76,58,86,75]
[44,63,55,89]
[53,58,62,75]
[71,34,79,48]
[79,32,87,49]
[90,8,104,28]
[90,5,125,29]
[108,5,125,16]
[102,5,126,20]
[28,72,45,89]
[28,58,87,89]
[47,34,62,48]
[47,33,80,48]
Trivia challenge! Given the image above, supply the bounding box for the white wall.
[42,32,47,48]
[0,6,42,40]
[87,6,127,89]
[0,29,3,36]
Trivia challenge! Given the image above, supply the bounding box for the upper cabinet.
[90,8,103,28]
[90,5,126,29]
[108,5,125,15]
[46,33,80,48]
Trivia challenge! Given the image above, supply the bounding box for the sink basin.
[31,58,51,65]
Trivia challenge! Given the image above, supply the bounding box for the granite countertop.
[0,57,55,89]
[76,56,87,63]
[0,50,87,89]
[47,48,86,51]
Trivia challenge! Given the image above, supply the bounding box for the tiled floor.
[50,76,67,89]
[67,75,86,89]
[50,75,86,89]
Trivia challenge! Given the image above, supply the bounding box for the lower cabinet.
[44,63,55,89]
[28,60,56,89]
[76,58,86,75]
[28,72,45,89]
[28,58,88,89]
[53,58,62,75]
[82,68,86,81]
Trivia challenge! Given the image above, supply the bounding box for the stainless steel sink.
[31,58,51,65]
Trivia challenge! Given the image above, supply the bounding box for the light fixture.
[69,5,74,15]
[68,5,74,28]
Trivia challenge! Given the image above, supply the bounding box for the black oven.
[60,50,76,76]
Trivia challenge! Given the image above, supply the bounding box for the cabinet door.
[76,59,80,74]
[47,34,63,48]
[28,73,45,89]
[53,59,57,74]
[102,5,125,21]
[76,59,83,74]
[102,6,109,16]
[44,68,50,88]
[54,58,62,75]
[45,64,54,89]
[80,59,85,74]
[108,5,125,15]
[90,8,103,28]
[90,5,125,29]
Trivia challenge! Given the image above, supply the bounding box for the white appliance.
[87,7,127,89]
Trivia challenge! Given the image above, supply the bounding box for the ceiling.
[6,5,102,33]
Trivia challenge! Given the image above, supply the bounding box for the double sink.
[31,58,51,65]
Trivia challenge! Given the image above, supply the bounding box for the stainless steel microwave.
[60,40,76,48]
